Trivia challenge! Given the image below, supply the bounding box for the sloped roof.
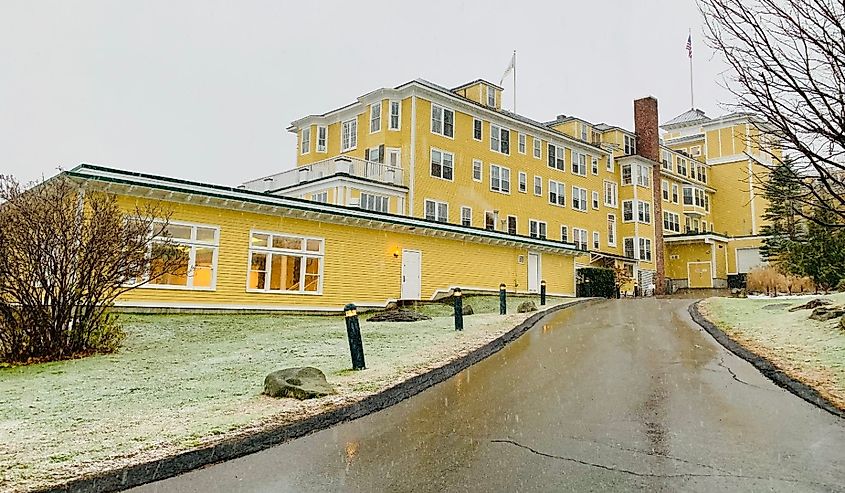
[661,108,711,130]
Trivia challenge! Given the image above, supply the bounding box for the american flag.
[686,34,692,59]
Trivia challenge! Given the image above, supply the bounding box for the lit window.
[247,231,323,293]
[148,222,219,290]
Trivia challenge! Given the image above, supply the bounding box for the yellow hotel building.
[68,77,773,311]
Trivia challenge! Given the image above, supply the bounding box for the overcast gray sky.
[1,0,730,186]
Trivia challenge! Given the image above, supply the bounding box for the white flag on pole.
[500,52,515,86]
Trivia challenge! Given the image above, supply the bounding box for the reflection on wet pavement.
[133,299,845,493]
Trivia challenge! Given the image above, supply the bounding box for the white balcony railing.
[241,156,405,192]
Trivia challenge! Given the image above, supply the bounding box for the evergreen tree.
[759,158,803,263]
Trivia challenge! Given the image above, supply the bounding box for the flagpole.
[513,50,517,112]
[689,28,694,109]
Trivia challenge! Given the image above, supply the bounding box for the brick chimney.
[633,96,665,295]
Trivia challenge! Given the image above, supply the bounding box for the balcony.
[242,156,405,192]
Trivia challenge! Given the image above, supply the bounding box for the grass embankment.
[700,293,845,410]
[0,295,567,492]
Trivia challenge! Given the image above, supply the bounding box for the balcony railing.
[241,156,405,192]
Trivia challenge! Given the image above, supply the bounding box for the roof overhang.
[66,164,584,257]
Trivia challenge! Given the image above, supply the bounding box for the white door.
[401,250,422,300]
[527,252,541,293]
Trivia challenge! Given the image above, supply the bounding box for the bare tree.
[699,0,845,226]
[0,174,186,363]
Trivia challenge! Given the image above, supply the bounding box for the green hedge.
[576,267,617,298]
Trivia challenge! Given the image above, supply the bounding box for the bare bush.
[746,265,815,295]
[0,174,185,363]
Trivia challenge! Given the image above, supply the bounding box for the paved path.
[133,299,845,492]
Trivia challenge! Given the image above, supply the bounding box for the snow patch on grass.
[700,293,845,410]
[0,298,573,492]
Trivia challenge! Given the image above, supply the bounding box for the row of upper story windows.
[300,102,403,155]
[660,148,707,184]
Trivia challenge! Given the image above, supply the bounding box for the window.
[636,164,651,187]
[389,101,401,130]
[624,238,635,258]
[148,222,219,289]
[591,130,602,144]
[623,134,636,154]
[573,228,588,250]
[662,180,669,201]
[461,206,472,227]
[549,180,565,206]
[672,184,679,203]
[518,133,526,154]
[622,164,632,185]
[518,171,527,193]
[312,191,328,203]
[341,118,357,151]
[701,166,707,184]
[592,231,600,249]
[472,159,482,182]
[247,232,323,294]
[490,125,510,154]
[592,191,600,210]
[301,128,311,154]
[485,211,498,231]
[663,211,680,233]
[370,103,381,133]
[424,199,448,222]
[591,156,599,175]
[639,238,652,261]
[571,151,587,176]
[623,200,634,222]
[317,126,327,152]
[677,157,688,176]
[604,181,618,207]
[607,214,617,246]
[683,186,693,205]
[690,145,702,157]
[606,155,614,172]
[561,226,569,243]
[487,85,496,107]
[473,118,482,140]
[367,147,380,162]
[579,123,589,141]
[431,105,454,137]
[529,220,547,239]
[661,149,673,170]
[534,176,542,196]
[507,216,517,235]
[533,137,541,159]
[572,186,588,211]
[430,148,454,180]
[696,164,704,182]
[490,164,511,193]
[637,201,651,223]
[548,144,565,170]
[360,192,389,213]
[705,194,710,212]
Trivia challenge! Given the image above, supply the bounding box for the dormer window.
[487,85,496,107]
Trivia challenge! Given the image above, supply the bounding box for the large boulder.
[809,305,845,321]
[368,309,431,322]
[840,316,845,332]
[264,367,337,400]
[461,304,474,316]
[788,298,832,312]
[517,300,538,313]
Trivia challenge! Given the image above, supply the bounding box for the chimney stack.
[633,97,665,295]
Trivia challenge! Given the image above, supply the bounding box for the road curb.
[688,300,844,419]
[47,299,596,493]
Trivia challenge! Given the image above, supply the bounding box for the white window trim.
[430,147,455,182]
[245,230,324,295]
[473,118,483,141]
[461,206,472,227]
[607,214,617,247]
[518,133,526,154]
[388,100,401,131]
[341,118,357,152]
[431,104,455,139]
[593,231,600,250]
[529,219,548,239]
[369,103,381,133]
[572,186,588,212]
[424,198,449,223]
[472,159,483,183]
[591,190,600,210]
[316,125,327,153]
[533,137,541,159]
[301,127,311,155]
[622,200,634,223]
[533,175,542,196]
[144,221,220,291]
[490,164,511,194]
[490,124,510,155]
[603,180,618,207]
[548,179,566,207]
[518,171,527,193]
[360,192,390,213]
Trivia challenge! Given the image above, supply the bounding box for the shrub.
[746,265,815,295]
[0,174,184,363]
[576,267,616,298]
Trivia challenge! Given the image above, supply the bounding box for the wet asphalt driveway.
[133,299,845,492]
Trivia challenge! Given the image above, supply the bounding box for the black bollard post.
[540,280,546,306]
[344,303,366,370]
[453,287,463,331]
[499,283,507,315]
